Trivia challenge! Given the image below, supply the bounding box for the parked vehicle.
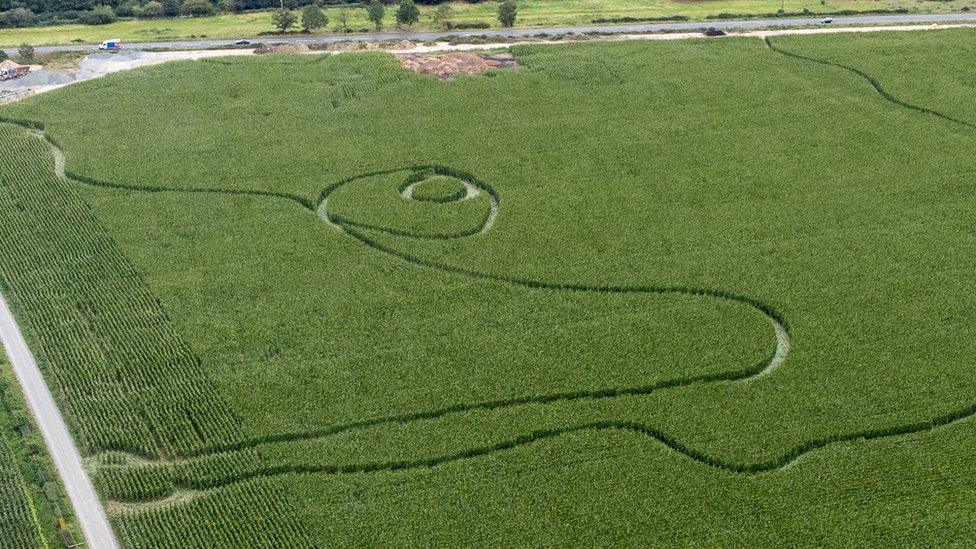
[99,39,122,50]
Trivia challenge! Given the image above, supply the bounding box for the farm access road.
[0,295,120,548]
[6,18,976,100]
[6,11,976,55]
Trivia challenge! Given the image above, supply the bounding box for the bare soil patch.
[255,43,311,54]
[396,52,517,79]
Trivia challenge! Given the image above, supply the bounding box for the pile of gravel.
[0,70,75,91]
[254,43,311,54]
[78,50,149,73]
[0,49,251,97]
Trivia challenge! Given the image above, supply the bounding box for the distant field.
[0,0,970,47]
[2,28,976,545]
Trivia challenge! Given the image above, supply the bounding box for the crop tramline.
[0,125,235,457]
[0,123,312,545]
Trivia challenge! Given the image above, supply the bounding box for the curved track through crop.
[5,37,976,508]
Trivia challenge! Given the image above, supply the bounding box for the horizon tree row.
[0,0,499,26]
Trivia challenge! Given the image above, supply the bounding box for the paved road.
[7,11,976,55]
[0,294,120,549]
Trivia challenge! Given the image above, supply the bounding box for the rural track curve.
[764,38,976,131]
[3,38,976,508]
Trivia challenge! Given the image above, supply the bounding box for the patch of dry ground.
[254,43,310,54]
[396,52,518,79]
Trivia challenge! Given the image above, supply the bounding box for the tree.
[272,8,296,32]
[117,1,139,17]
[4,8,37,28]
[16,43,34,64]
[395,0,419,27]
[138,1,165,18]
[497,0,516,27]
[431,3,453,29]
[79,5,117,25]
[0,50,8,61]
[219,0,237,12]
[335,8,349,32]
[162,0,181,16]
[301,4,326,32]
[365,0,384,30]
[181,0,215,16]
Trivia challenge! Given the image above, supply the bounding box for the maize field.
[1,28,975,546]
[0,355,76,548]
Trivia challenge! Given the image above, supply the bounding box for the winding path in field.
[63,162,794,468]
[7,37,976,509]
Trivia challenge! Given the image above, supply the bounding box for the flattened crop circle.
[401,173,471,204]
[319,165,500,238]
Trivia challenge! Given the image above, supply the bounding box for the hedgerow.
[591,15,689,23]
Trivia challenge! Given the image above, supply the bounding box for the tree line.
[0,0,513,28]
[271,0,515,33]
[270,0,424,32]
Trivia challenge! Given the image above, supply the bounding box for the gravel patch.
[397,52,517,79]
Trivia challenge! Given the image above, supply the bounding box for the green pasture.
[2,28,976,545]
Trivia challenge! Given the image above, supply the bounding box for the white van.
[99,39,122,50]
